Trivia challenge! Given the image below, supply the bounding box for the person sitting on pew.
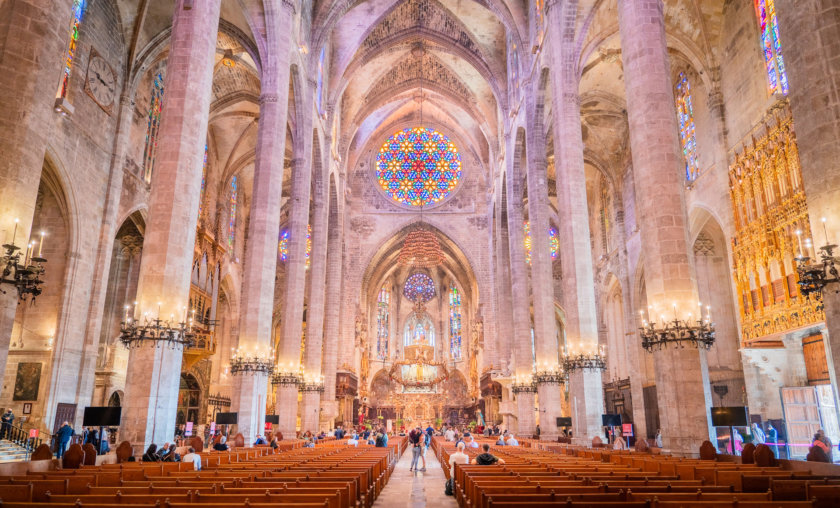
[157,442,171,460]
[506,433,519,446]
[454,433,465,448]
[467,435,479,448]
[162,444,180,462]
[613,431,626,450]
[254,434,267,445]
[472,443,505,465]
[304,437,316,448]
[142,444,160,462]
[213,436,229,451]
[347,433,359,447]
[449,441,469,477]
[182,447,201,471]
[495,434,506,446]
[270,437,279,450]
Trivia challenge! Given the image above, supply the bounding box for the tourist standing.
[55,421,74,458]
[0,410,14,441]
[409,427,424,472]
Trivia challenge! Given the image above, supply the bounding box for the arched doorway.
[177,373,201,425]
[107,391,121,407]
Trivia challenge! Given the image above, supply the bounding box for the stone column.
[301,149,328,433]
[617,0,713,455]
[120,0,221,452]
[545,0,604,442]
[276,108,315,437]
[321,169,343,425]
[231,0,294,444]
[524,93,562,440]
[0,0,74,397]
[504,135,536,436]
[774,0,840,398]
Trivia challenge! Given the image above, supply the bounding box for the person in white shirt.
[655,429,663,448]
[448,442,469,478]
[347,434,359,447]
[467,436,479,448]
[444,428,455,441]
[506,434,519,446]
[182,447,201,471]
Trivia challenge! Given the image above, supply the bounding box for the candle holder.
[0,243,46,303]
[534,365,566,384]
[271,369,302,387]
[119,316,196,349]
[638,317,714,353]
[207,393,231,412]
[796,243,840,299]
[299,380,326,393]
[562,353,607,372]
[229,352,274,376]
[511,375,537,394]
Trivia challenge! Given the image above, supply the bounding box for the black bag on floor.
[445,478,454,496]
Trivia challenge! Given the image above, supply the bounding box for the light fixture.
[534,363,566,384]
[221,49,236,68]
[299,371,326,393]
[1,221,47,303]
[511,373,537,394]
[562,353,607,372]
[398,226,444,268]
[638,304,714,353]
[119,315,196,349]
[271,364,302,386]
[229,345,274,375]
[796,217,840,299]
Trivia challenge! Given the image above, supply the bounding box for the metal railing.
[1,422,53,460]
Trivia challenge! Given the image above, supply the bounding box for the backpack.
[444,478,454,496]
[375,434,385,447]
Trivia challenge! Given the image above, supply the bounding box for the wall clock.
[84,48,116,114]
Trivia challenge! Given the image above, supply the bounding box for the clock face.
[86,55,115,110]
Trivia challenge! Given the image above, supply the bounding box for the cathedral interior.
[2,0,840,467]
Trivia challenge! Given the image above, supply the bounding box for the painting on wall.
[13,363,41,401]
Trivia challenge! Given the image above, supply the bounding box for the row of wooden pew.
[0,437,406,508]
[431,437,840,508]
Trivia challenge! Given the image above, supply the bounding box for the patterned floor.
[373,445,458,508]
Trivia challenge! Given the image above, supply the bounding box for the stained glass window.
[198,143,207,222]
[508,34,519,93]
[278,224,312,267]
[449,284,462,360]
[316,46,325,115]
[143,72,164,184]
[403,273,436,303]
[754,0,789,95]
[376,127,462,207]
[675,72,700,181]
[523,221,559,265]
[376,286,390,360]
[600,178,611,253]
[535,0,545,44]
[228,175,237,249]
[57,0,86,99]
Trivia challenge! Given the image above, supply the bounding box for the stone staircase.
[0,440,30,463]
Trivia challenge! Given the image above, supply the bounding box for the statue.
[360,345,370,389]
[355,315,367,347]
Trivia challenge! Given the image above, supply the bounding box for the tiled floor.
[373,446,458,508]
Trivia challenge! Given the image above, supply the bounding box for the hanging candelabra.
[511,372,537,394]
[229,345,274,375]
[562,343,607,372]
[120,302,197,349]
[299,371,326,393]
[795,219,840,299]
[533,362,566,384]
[638,303,715,353]
[1,221,47,303]
[271,362,302,386]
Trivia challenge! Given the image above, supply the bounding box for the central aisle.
[373,445,458,508]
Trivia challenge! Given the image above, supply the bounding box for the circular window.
[403,273,436,303]
[375,127,462,207]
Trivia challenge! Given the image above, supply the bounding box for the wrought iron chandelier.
[511,373,537,394]
[1,223,47,303]
[795,220,840,299]
[398,226,444,268]
[534,364,566,384]
[230,349,274,376]
[119,313,196,349]
[562,353,607,372]
[638,306,714,353]
[299,372,326,393]
[271,365,302,386]
[207,393,231,411]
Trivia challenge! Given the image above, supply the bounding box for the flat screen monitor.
[556,417,572,427]
[82,406,122,427]
[602,414,622,427]
[215,412,238,425]
[265,415,279,424]
[710,406,749,427]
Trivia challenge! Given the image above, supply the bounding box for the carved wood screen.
[729,102,823,344]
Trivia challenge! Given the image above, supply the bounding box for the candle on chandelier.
[796,229,803,257]
[38,231,45,257]
[822,217,829,245]
[10,218,18,246]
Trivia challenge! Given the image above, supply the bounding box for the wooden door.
[781,387,821,459]
[53,403,77,435]
[802,335,830,385]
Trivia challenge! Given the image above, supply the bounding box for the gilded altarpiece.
[729,103,823,344]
